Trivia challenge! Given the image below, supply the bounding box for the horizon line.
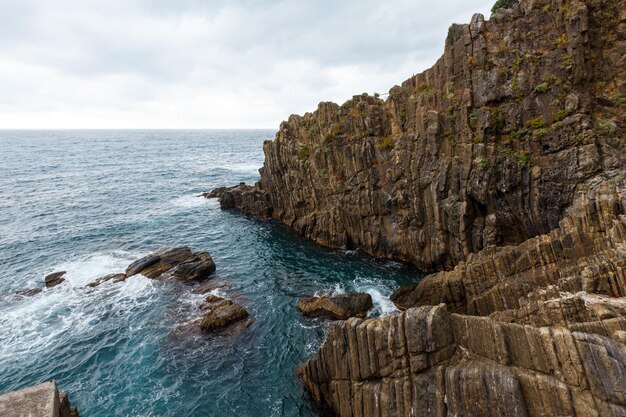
[0,127,277,131]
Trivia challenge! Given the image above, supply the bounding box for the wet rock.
[192,279,231,294]
[125,247,215,280]
[86,273,127,288]
[297,292,373,320]
[44,271,66,288]
[171,252,216,281]
[209,183,272,217]
[199,296,249,331]
[15,287,43,297]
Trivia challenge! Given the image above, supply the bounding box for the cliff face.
[301,177,626,417]
[211,0,626,415]
[217,0,625,272]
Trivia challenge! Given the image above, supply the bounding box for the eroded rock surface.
[125,247,215,280]
[297,292,373,320]
[199,295,250,332]
[301,302,626,417]
[228,0,626,414]
[211,0,625,274]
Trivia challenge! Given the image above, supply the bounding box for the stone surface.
[199,295,249,332]
[297,292,373,320]
[86,273,127,288]
[0,380,79,417]
[390,178,626,315]
[171,252,216,281]
[125,247,215,280]
[44,271,66,288]
[301,303,626,417]
[212,0,625,275]
[277,0,626,415]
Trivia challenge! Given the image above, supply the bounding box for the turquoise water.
[0,130,421,417]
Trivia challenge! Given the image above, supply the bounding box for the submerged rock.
[199,295,249,332]
[44,271,66,288]
[125,247,215,281]
[15,287,43,297]
[297,292,373,320]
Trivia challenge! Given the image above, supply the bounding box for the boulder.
[44,271,66,288]
[199,296,249,331]
[125,247,215,280]
[297,292,373,320]
[171,252,216,281]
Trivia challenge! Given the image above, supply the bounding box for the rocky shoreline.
[208,0,626,415]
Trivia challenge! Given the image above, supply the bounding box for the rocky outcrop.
[199,295,250,332]
[211,0,625,274]
[211,0,626,414]
[124,247,216,280]
[301,302,626,417]
[297,292,373,320]
[390,177,626,314]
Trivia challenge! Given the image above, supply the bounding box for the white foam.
[206,162,262,174]
[364,287,400,317]
[43,250,139,287]
[352,277,400,317]
[170,194,209,208]
[0,251,159,363]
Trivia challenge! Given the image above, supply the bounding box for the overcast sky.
[0,0,492,129]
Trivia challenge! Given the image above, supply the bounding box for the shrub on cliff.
[491,0,517,13]
[376,136,394,151]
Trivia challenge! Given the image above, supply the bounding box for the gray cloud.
[0,0,492,128]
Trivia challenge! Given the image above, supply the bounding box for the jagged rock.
[86,273,127,288]
[390,178,626,315]
[212,0,624,275]
[297,292,373,320]
[273,0,626,415]
[301,302,626,417]
[171,252,215,281]
[44,271,66,288]
[208,182,272,217]
[199,296,249,331]
[125,247,215,280]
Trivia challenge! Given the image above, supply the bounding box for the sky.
[0,0,492,129]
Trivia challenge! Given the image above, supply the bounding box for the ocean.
[0,130,420,416]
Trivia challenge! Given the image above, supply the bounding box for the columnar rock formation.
[212,0,624,273]
[301,180,626,416]
[209,0,625,414]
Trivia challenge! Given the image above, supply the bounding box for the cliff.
[214,0,625,273]
[210,0,626,415]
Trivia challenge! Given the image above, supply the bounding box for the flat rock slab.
[297,292,373,320]
[0,381,58,417]
[125,247,215,281]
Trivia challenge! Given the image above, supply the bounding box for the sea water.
[0,130,421,416]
